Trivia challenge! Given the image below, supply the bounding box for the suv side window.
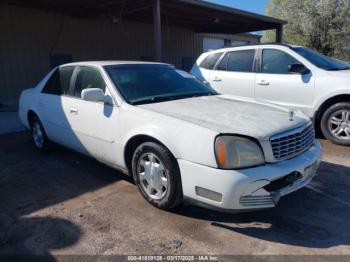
[200,52,223,70]
[42,66,74,95]
[73,66,106,98]
[262,49,302,74]
[217,50,255,73]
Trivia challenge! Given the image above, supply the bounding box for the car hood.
[138,95,310,140]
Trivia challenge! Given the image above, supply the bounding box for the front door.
[255,48,315,113]
[65,66,119,164]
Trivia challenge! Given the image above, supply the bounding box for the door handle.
[70,108,78,114]
[212,77,222,82]
[258,80,270,86]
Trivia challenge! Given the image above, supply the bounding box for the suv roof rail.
[205,42,293,52]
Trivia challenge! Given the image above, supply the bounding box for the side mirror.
[104,95,114,105]
[288,64,310,75]
[81,88,105,102]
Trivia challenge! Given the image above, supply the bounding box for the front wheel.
[321,102,350,146]
[131,142,183,210]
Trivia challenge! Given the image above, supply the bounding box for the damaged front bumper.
[179,140,322,212]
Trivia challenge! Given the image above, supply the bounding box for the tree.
[263,0,350,60]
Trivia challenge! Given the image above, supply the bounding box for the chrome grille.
[270,124,315,161]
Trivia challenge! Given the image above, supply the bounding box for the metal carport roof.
[2,0,286,61]
[2,0,286,34]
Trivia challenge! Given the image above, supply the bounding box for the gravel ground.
[0,132,350,258]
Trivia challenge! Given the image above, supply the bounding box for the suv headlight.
[215,136,265,169]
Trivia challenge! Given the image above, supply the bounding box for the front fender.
[314,89,350,117]
[117,104,219,169]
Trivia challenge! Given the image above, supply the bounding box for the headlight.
[215,136,265,169]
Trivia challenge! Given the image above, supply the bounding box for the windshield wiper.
[132,96,170,105]
[132,93,216,105]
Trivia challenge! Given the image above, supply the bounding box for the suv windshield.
[292,47,350,71]
[105,65,217,105]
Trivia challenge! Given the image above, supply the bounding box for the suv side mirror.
[81,88,105,102]
[288,64,310,75]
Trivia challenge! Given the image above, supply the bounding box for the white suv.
[191,44,350,146]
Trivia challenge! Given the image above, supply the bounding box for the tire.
[29,115,51,152]
[131,142,183,210]
[320,102,350,146]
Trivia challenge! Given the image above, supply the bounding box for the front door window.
[73,67,106,98]
[261,49,302,74]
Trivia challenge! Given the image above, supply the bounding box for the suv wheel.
[321,102,350,146]
[131,142,183,210]
[30,115,51,152]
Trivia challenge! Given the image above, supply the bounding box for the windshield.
[292,47,350,71]
[105,65,217,105]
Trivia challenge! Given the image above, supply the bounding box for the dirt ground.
[1,132,350,258]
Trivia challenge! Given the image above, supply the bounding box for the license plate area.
[264,172,303,192]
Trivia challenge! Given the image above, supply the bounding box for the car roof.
[60,61,171,67]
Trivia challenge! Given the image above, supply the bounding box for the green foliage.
[263,0,350,60]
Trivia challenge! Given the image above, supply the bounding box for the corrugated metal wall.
[0,5,257,107]
[0,5,203,107]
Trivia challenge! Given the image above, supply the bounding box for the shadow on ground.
[1,132,350,255]
[0,132,126,256]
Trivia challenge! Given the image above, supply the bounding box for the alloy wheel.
[328,110,350,140]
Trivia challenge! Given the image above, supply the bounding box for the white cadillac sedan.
[19,61,322,212]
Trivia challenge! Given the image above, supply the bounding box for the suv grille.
[270,124,315,161]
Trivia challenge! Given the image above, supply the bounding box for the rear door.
[191,52,223,82]
[39,66,77,147]
[210,49,257,98]
[255,48,315,112]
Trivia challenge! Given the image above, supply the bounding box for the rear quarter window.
[199,52,223,70]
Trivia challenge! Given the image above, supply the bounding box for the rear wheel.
[321,102,350,146]
[29,115,51,152]
[131,142,183,210]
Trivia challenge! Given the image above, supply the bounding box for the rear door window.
[199,52,223,70]
[217,50,255,72]
[42,66,74,95]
